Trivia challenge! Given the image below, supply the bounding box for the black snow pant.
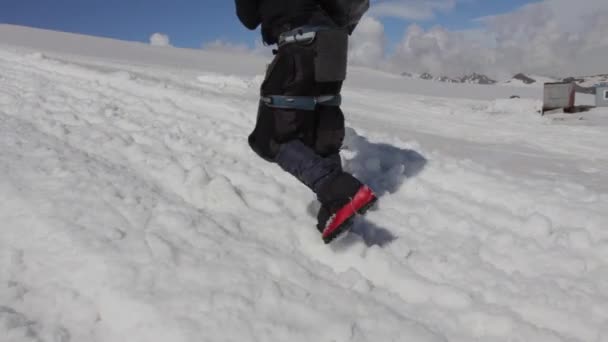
[248,41,361,207]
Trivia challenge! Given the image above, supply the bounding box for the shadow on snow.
[336,127,427,249]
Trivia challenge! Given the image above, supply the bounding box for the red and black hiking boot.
[321,185,377,244]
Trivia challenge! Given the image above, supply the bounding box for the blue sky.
[1,0,536,48]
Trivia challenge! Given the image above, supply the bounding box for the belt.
[277,25,332,47]
[261,95,342,111]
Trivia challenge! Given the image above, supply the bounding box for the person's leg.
[314,105,345,157]
[248,43,373,240]
[248,45,344,194]
[273,139,342,194]
[249,106,355,220]
[310,83,369,229]
[249,43,312,161]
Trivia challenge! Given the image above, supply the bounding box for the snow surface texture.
[1,25,608,342]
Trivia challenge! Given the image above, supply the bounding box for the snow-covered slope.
[1,24,608,342]
[0,24,541,101]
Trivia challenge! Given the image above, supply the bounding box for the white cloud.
[201,0,607,78]
[478,0,608,77]
[349,17,386,67]
[149,33,171,47]
[359,0,608,78]
[370,0,456,20]
[389,24,496,77]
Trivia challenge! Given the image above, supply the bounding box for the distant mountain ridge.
[401,72,497,85]
[401,71,607,90]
